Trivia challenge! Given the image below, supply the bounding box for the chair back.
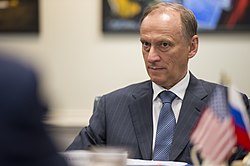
[93,96,102,113]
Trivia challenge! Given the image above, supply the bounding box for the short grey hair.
[140,2,198,40]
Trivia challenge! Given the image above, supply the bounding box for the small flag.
[228,86,250,151]
[190,87,237,164]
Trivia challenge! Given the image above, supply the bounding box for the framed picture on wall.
[0,0,39,33]
[102,0,250,33]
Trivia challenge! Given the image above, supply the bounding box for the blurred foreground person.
[0,52,68,166]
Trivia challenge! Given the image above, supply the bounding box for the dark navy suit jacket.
[0,55,68,166]
[67,72,249,164]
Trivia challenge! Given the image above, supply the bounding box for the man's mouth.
[149,66,164,70]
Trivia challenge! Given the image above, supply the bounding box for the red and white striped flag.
[190,87,237,164]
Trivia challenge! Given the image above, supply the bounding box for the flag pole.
[191,146,201,166]
[191,146,228,166]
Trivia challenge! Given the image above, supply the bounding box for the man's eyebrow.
[140,38,147,42]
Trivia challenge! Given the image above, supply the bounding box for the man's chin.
[150,78,165,86]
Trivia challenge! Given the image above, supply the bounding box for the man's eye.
[142,41,150,47]
[161,42,169,48]
[141,41,151,51]
[158,42,170,51]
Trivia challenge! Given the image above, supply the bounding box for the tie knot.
[159,91,176,103]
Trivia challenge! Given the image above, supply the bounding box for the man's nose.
[147,46,160,62]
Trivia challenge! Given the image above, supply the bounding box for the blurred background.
[0,0,249,151]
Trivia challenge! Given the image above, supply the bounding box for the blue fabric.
[154,91,176,161]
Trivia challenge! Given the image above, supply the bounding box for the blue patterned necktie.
[153,91,176,161]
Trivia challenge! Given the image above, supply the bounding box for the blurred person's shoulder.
[0,51,36,76]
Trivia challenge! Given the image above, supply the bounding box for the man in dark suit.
[0,53,68,166]
[67,2,249,164]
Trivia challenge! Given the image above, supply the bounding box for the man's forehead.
[141,9,182,30]
[144,8,180,22]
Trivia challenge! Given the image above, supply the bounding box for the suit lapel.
[170,74,208,160]
[126,75,211,160]
[129,81,153,160]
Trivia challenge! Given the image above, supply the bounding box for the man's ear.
[188,35,199,59]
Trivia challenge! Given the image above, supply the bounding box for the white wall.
[0,0,250,126]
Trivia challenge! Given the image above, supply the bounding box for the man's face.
[140,9,197,89]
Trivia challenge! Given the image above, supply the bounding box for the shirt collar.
[152,72,190,101]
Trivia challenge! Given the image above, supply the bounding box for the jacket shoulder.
[103,80,152,99]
